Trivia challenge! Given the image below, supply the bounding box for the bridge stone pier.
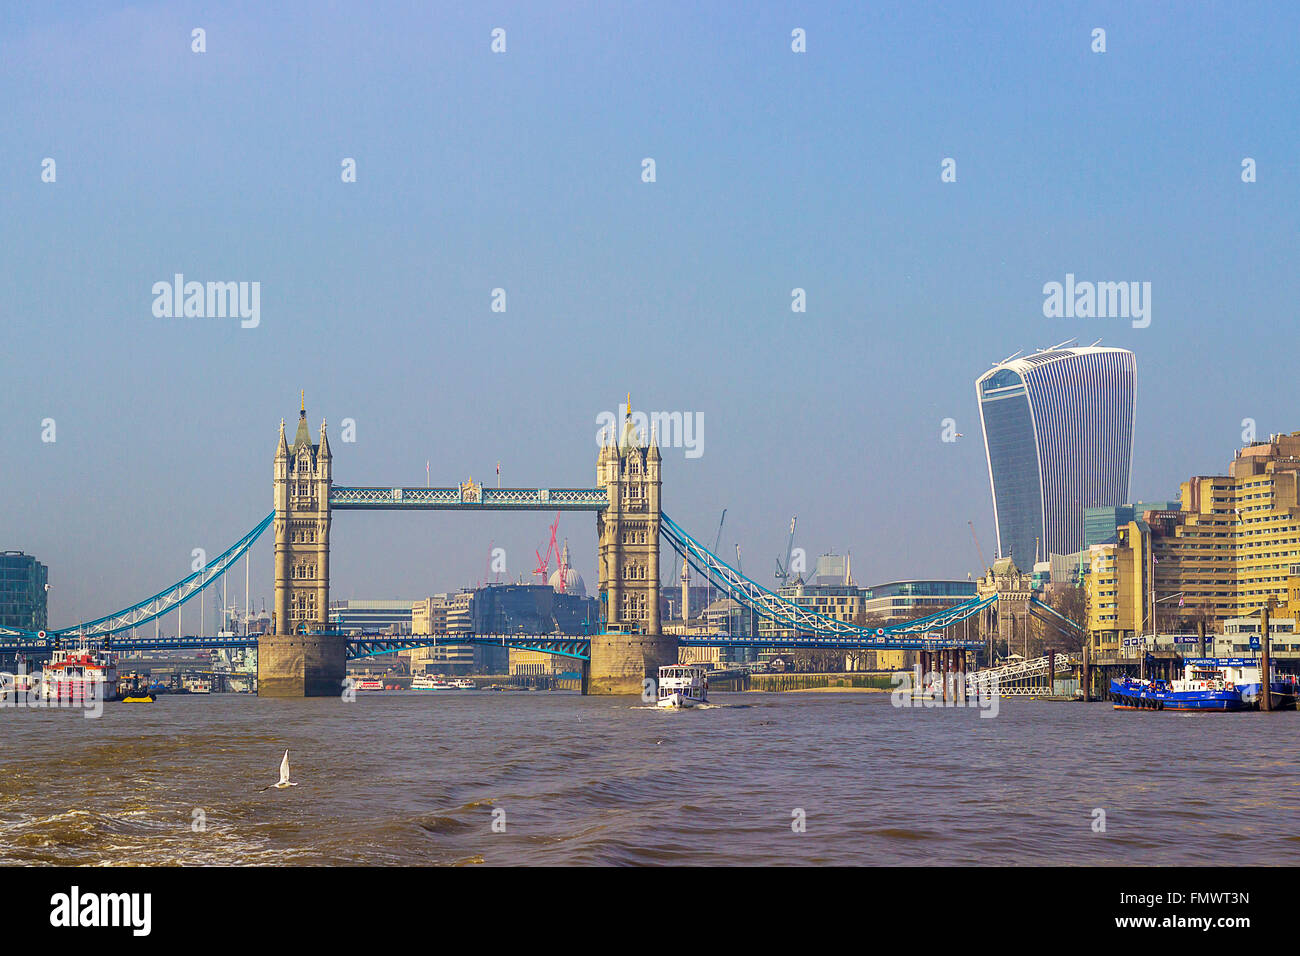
[258,631,348,697]
[257,396,677,697]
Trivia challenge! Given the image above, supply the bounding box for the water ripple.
[2,692,1299,864]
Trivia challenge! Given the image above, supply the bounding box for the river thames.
[2,691,1297,866]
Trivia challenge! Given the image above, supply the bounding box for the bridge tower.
[260,397,345,696]
[977,556,1035,660]
[590,399,678,694]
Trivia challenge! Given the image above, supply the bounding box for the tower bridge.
[0,395,995,696]
[267,395,673,695]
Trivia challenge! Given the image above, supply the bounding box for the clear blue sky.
[4,1,1298,630]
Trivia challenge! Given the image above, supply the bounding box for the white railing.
[966,654,1076,694]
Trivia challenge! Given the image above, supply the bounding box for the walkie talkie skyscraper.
[976,346,1136,565]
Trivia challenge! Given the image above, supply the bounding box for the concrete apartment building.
[1086,433,1300,652]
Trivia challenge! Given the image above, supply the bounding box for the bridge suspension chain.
[660,513,992,647]
[22,512,276,643]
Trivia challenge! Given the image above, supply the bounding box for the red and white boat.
[353,676,384,692]
[41,635,119,704]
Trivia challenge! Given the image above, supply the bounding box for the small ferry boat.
[657,665,708,708]
[411,674,453,690]
[450,678,475,690]
[182,677,212,695]
[353,676,385,692]
[41,636,120,704]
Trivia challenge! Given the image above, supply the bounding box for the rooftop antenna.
[1089,337,1103,347]
[1046,337,1078,351]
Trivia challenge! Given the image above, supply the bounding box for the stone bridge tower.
[976,556,1035,659]
[261,397,343,696]
[590,398,678,694]
[273,397,332,632]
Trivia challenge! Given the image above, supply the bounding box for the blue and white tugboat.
[1110,660,1244,712]
[1191,657,1298,711]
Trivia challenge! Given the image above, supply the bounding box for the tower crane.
[533,513,561,583]
[774,515,798,584]
[711,509,727,557]
[703,509,727,616]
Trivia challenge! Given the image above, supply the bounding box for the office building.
[860,580,977,620]
[1085,433,1300,652]
[0,551,47,668]
[1083,501,1180,548]
[329,599,415,634]
[0,551,47,634]
[976,346,1136,564]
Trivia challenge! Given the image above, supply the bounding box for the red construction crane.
[555,538,571,592]
[533,513,561,583]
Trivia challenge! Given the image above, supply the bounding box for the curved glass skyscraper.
[975,346,1136,565]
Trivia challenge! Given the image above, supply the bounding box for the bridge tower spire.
[590,396,677,693]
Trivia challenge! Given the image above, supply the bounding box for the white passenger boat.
[353,676,385,692]
[657,665,708,708]
[41,635,119,704]
[183,677,212,694]
[450,678,475,690]
[411,674,452,690]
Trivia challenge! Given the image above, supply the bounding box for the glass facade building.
[0,551,47,633]
[861,580,977,620]
[976,347,1136,564]
[1083,501,1179,548]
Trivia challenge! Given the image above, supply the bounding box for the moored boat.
[41,636,120,704]
[411,674,453,690]
[0,667,40,703]
[1110,660,1245,711]
[353,676,384,692]
[1188,657,1298,711]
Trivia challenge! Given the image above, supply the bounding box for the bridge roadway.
[329,487,609,510]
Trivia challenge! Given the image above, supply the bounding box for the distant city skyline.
[5,3,1299,630]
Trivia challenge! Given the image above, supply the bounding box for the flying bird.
[259,749,298,790]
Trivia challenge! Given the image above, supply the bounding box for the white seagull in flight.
[260,750,298,790]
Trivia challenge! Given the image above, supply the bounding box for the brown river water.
[2,690,1297,865]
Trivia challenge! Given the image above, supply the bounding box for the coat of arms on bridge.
[458,478,483,503]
